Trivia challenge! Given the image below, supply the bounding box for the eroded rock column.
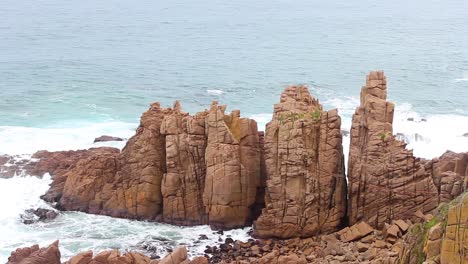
[203,102,262,229]
[347,71,439,228]
[254,86,347,238]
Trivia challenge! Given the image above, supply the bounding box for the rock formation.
[7,242,205,264]
[8,240,61,264]
[347,71,467,229]
[429,151,468,204]
[160,104,208,225]
[203,102,262,229]
[254,85,347,238]
[0,148,118,180]
[56,101,262,229]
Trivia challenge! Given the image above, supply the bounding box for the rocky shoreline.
[2,71,467,263]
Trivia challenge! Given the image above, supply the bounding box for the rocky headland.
[3,71,467,264]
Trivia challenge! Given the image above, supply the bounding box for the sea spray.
[0,175,251,263]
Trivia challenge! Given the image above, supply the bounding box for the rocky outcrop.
[254,85,347,238]
[7,240,61,264]
[8,242,205,264]
[429,151,468,204]
[59,102,171,219]
[0,149,116,179]
[40,148,120,203]
[347,71,468,229]
[56,101,262,229]
[398,191,467,264]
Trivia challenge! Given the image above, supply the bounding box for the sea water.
[1,0,468,262]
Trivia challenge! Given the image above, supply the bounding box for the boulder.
[339,222,374,242]
[158,247,188,264]
[393,220,409,233]
[254,85,347,238]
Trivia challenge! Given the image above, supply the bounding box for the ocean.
[1,0,468,262]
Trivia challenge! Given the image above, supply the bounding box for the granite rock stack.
[55,101,262,229]
[254,86,347,238]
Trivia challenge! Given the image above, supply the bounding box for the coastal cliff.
[3,71,467,263]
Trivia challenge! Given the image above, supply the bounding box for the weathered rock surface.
[429,151,468,204]
[160,104,208,225]
[7,240,61,264]
[254,85,347,238]
[59,102,170,219]
[398,191,467,264]
[57,101,262,228]
[40,148,120,203]
[440,192,468,264]
[203,102,262,229]
[347,71,467,229]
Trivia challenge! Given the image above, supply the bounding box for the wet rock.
[93,135,124,143]
[198,234,209,240]
[20,208,58,224]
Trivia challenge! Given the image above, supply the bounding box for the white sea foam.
[0,121,137,155]
[250,98,468,162]
[393,103,468,159]
[0,175,250,262]
[206,89,224,95]
[249,113,272,132]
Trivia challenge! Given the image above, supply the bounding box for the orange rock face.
[347,71,467,228]
[7,240,61,264]
[254,86,347,238]
[429,151,468,204]
[57,101,262,229]
[203,102,262,229]
[160,104,208,225]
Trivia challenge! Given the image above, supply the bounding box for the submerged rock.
[20,208,58,224]
[93,135,124,143]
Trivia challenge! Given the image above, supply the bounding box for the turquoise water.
[1,0,467,128]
